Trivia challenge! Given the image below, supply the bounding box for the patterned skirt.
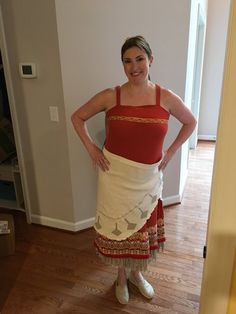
[94,199,165,271]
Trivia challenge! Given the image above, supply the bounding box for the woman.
[71,35,196,304]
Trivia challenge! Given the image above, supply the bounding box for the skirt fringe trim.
[95,245,164,271]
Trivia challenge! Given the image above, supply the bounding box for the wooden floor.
[0,141,215,314]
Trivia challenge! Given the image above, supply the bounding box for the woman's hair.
[121,35,153,61]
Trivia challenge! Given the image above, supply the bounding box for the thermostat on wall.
[19,63,37,78]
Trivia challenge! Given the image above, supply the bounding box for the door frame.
[199,0,235,312]
[0,5,31,223]
[189,4,206,149]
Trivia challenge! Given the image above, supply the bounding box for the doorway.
[0,6,31,222]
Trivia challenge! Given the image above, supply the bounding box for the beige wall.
[0,0,74,224]
[200,0,236,312]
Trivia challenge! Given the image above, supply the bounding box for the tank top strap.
[116,85,121,106]
[155,84,161,106]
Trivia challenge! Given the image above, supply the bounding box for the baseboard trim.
[74,217,95,231]
[198,134,216,141]
[162,194,182,207]
[31,214,95,232]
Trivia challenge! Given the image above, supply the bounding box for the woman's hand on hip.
[159,150,173,171]
[88,144,110,171]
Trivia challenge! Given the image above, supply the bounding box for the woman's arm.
[71,88,114,171]
[159,88,197,170]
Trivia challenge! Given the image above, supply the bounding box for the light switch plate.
[49,106,59,122]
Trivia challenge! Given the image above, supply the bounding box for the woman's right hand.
[87,144,110,171]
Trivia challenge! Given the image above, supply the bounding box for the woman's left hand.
[159,150,173,171]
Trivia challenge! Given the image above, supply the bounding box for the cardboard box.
[0,213,15,257]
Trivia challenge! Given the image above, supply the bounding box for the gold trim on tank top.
[108,115,168,124]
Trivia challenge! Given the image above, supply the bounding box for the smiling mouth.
[131,72,141,76]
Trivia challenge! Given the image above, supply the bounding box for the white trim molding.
[31,214,95,232]
[162,194,182,207]
[198,134,217,141]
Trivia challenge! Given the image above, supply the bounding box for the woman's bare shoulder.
[99,86,119,111]
[160,86,178,101]
[99,87,116,97]
[95,87,116,109]
[160,86,185,112]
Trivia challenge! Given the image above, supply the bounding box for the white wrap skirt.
[94,148,163,241]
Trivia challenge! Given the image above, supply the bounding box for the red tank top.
[105,84,169,164]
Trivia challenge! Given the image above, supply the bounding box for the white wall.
[198,0,231,139]
[55,0,200,226]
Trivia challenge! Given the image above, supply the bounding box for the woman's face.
[122,46,153,84]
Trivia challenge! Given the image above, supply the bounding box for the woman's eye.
[137,57,144,62]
